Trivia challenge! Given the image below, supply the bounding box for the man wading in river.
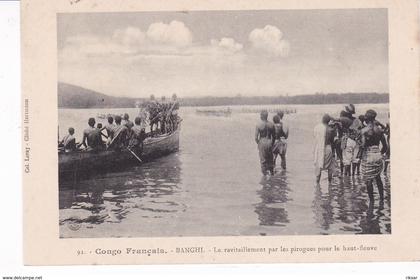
[314,114,336,184]
[272,111,289,170]
[255,110,275,176]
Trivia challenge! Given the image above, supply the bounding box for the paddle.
[107,127,123,149]
[127,147,143,163]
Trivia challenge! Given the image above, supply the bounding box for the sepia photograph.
[56,9,392,238]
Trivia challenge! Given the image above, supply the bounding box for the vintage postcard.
[22,0,420,265]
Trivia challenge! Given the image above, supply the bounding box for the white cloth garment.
[313,123,326,175]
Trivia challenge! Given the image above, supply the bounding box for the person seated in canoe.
[108,115,129,149]
[123,113,134,139]
[77,117,104,151]
[123,113,134,130]
[128,116,147,150]
[104,115,115,146]
[96,123,108,143]
[58,127,77,152]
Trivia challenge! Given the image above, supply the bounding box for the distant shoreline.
[58,102,390,110]
[58,82,389,109]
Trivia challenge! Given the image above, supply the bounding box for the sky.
[57,9,388,98]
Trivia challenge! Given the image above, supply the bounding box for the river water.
[59,104,391,237]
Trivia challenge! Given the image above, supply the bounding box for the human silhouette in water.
[255,110,275,176]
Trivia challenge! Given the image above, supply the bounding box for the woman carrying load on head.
[360,109,388,203]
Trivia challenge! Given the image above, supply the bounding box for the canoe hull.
[59,128,180,187]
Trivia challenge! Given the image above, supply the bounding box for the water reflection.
[312,183,334,231]
[312,174,391,234]
[59,154,184,229]
[358,202,385,234]
[254,170,290,227]
[59,105,391,237]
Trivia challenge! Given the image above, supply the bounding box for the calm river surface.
[59,104,391,237]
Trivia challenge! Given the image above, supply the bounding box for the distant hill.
[58,82,389,108]
[58,83,138,108]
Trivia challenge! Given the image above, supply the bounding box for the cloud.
[112,26,145,48]
[62,35,128,57]
[249,25,290,57]
[210,37,243,53]
[60,20,194,60]
[146,20,192,47]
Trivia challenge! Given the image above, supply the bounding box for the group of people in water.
[255,110,290,173]
[58,94,180,153]
[255,104,390,203]
[60,98,390,204]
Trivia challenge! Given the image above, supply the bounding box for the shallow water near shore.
[59,103,390,237]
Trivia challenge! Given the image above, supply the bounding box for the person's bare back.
[255,120,274,142]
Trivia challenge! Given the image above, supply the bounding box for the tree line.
[180,93,389,107]
[58,83,389,108]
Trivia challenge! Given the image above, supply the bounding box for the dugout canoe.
[195,108,232,117]
[59,127,180,186]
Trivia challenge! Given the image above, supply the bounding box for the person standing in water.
[272,111,289,170]
[383,112,391,173]
[355,114,366,175]
[255,110,275,176]
[360,109,388,203]
[314,114,336,184]
[346,104,364,176]
[338,110,354,176]
[340,104,365,176]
